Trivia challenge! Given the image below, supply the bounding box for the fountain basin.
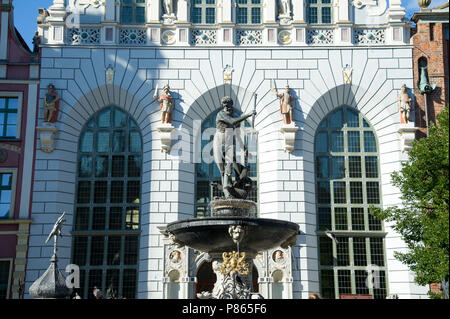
[166,217,299,256]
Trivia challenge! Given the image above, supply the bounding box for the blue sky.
[12,0,450,49]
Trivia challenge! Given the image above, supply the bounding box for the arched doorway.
[195,261,259,298]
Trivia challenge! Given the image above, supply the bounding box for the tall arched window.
[195,109,257,217]
[191,0,216,24]
[236,0,262,25]
[315,106,387,299]
[72,106,142,299]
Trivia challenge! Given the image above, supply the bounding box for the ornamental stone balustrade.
[37,0,409,47]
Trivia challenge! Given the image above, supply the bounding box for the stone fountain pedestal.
[166,198,299,299]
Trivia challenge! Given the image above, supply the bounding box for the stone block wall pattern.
[24,44,429,299]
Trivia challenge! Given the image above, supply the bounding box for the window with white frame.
[121,0,146,24]
[0,170,16,220]
[191,0,216,24]
[236,0,262,25]
[0,96,20,139]
[315,106,388,299]
[307,0,333,24]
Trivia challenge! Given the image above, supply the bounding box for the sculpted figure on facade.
[273,250,285,264]
[272,83,294,125]
[44,84,60,123]
[154,84,174,124]
[213,96,256,199]
[45,212,66,255]
[163,0,174,15]
[398,84,412,124]
[343,64,353,84]
[32,31,41,54]
[169,250,182,263]
[228,225,246,244]
[278,0,291,17]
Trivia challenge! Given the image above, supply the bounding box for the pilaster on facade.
[337,0,350,23]
[47,0,67,45]
[47,0,67,22]
[148,0,160,23]
[11,221,32,299]
[292,0,305,23]
[177,0,189,23]
[104,0,116,22]
[0,0,10,61]
[388,0,406,23]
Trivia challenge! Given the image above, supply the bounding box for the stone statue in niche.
[398,84,412,124]
[278,0,291,17]
[271,81,294,125]
[44,84,60,123]
[154,84,174,124]
[162,0,176,24]
[163,0,174,15]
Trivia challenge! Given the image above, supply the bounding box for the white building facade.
[24,0,429,299]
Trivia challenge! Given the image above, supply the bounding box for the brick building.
[0,0,40,299]
[412,2,449,137]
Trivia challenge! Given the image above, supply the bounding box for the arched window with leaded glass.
[72,106,142,299]
[195,109,258,217]
[315,106,388,299]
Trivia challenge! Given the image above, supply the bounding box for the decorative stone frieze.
[278,30,292,45]
[119,28,147,45]
[306,28,334,45]
[236,29,263,45]
[353,28,386,45]
[161,29,176,45]
[191,29,218,45]
[68,27,101,44]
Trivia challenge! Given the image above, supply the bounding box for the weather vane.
[45,212,66,256]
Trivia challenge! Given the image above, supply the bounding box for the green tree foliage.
[371,106,449,294]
